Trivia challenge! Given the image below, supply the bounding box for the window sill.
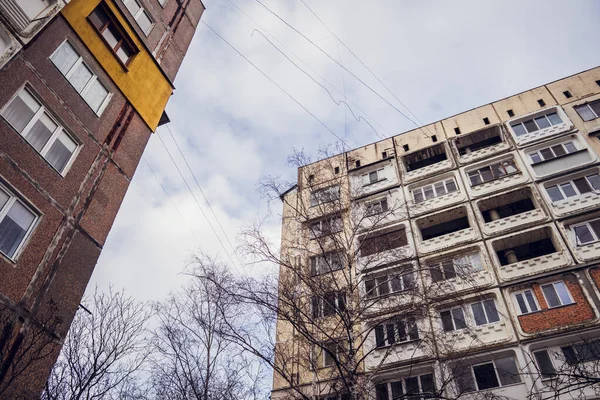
[470,171,521,188]
[530,149,588,166]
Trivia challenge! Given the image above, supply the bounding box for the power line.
[154,130,240,269]
[224,0,393,139]
[200,19,353,150]
[163,123,245,269]
[252,0,430,137]
[298,0,435,138]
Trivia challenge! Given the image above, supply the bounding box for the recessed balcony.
[401,143,454,183]
[476,187,548,237]
[414,206,480,255]
[452,125,511,165]
[489,226,572,282]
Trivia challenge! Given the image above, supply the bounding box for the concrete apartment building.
[0,0,203,397]
[274,66,600,399]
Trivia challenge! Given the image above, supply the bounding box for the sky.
[87,0,600,302]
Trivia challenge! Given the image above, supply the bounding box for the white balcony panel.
[546,191,600,219]
[417,226,479,256]
[480,208,548,237]
[349,159,399,199]
[507,107,574,147]
[404,158,454,183]
[438,321,513,356]
[457,140,511,165]
[498,251,571,282]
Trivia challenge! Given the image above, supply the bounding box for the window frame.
[309,215,342,239]
[429,252,483,282]
[574,99,600,122]
[364,267,414,299]
[362,168,386,186]
[572,219,600,246]
[468,356,521,391]
[364,197,388,217]
[467,159,518,187]
[88,2,139,68]
[510,111,563,136]
[540,281,574,309]
[412,178,458,203]
[545,173,600,202]
[470,299,500,326]
[512,289,540,315]
[311,291,346,319]
[0,182,39,261]
[375,373,435,399]
[122,0,155,35]
[373,317,419,348]
[533,349,557,379]
[440,306,467,332]
[49,40,112,116]
[0,86,80,176]
[528,141,578,164]
[309,251,344,276]
[309,185,340,207]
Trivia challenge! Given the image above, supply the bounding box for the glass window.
[524,119,538,133]
[546,186,564,202]
[535,116,551,129]
[573,177,592,194]
[533,350,556,379]
[1,88,79,174]
[124,0,154,34]
[574,224,595,245]
[575,101,600,121]
[587,174,600,191]
[473,363,499,390]
[0,186,37,259]
[547,112,562,125]
[541,282,573,308]
[495,356,521,386]
[441,307,466,332]
[446,179,457,192]
[560,182,578,198]
[511,123,527,136]
[514,289,539,314]
[471,299,500,326]
[89,4,137,64]
[529,152,542,164]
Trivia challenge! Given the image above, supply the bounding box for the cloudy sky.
[88,0,600,302]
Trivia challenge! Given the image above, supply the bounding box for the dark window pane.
[535,116,551,129]
[390,381,402,399]
[551,145,566,157]
[575,225,595,245]
[547,112,562,125]
[562,346,577,365]
[542,284,560,307]
[434,181,447,196]
[587,174,600,191]
[515,293,528,314]
[559,182,577,198]
[454,365,476,393]
[375,325,385,348]
[469,171,482,186]
[369,171,378,183]
[440,310,454,332]
[473,363,500,390]
[530,153,542,164]
[390,275,402,292]
[430,265,443,282]
[407,318,419,340]
[496,357,521,386]
[574,178,592,194]
[576,105,596,121]
[403,271,415,290]
[540,148,554,160]
[534,350,556,378]
[564,142,577,153]
[89,7,109,30]
[424,186,434,199]
[375,383,388,400]
[420,374,435,394]
[442,260,456,279]
[483,299,500,323]
[480,167,494,182]
[511,123,527,136]
[525,291,538,312]
[386,324,396,345]
[377,277,390,296]
[546,186,564,202]
[311,297,319,319]
[413,189,424,203]
[405,377,419,395]
[397,320,406,342]
[452,308,467,329]
[471,302,487,326]
[590,101,600,118]
[446,179,457,193]
[524,119,538,133]
[365,279,376,298]
[590,220,600,239]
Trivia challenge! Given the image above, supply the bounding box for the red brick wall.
[518,274,595,333]
[589,267,600,290]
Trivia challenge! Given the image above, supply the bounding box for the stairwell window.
[528,142,578,164]
[364,267,414,299]
[574,99,600,121]
[374,317,418,347]
[572,219,600,245]
[545,174,600,202]
[512,289,539,315]
[311,292,345,319]
[511,111,562,136]
[123,0,154,34]
[0,184,37,260]
[468,160,518,186]
[412,178,457,203]
[50,41,111,115]
[310,185,340,207]
[89,3,138,66]
[1,88,79,174]
[362,168,386,186]
[541,281,573,308]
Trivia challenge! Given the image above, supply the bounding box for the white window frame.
[533,349,557,379]
[375,373,435,399]
[440,306,466,332]
[49,40,112,116]
[374,317,419,348]
[467,159,518,186]
[572,219,600,246]
[364,267,414,299]
[469,299,500,326]
[412,178,457,203]
[545,173,600,202]
[510,111,563,136]
[512,289,540,315]
[122,0,155,35]
[364,197,388,216]
[310,185,340,207]
[528,141,578,164]
[158,0,168,7]
[466,356,521,391]
[0,182,39,261]
[540,281,574,308]
[429,252,483,282]
[574,100,600,122]
[362,168,386,186]
[309,215,342,239]
[1,87,80,176]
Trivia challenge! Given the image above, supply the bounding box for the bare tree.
[149,254,268,400]
[42,287,151,400]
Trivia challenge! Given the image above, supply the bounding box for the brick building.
[0,0,203,397]
[274,67,600,399]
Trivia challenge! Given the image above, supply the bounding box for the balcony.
[506,106,573,147]
[353,189,407,232]
[489,225,572,282]
[0,0,62,40]
[462,154,530,198]
[540,168,600,218]
[361,261,419,315]
[475,187,549,237]
[356,222,415,270]
[521,133,597,180]
[401,143,454,183]
[414,206,480,255]
[452,125,512,165]
[560,214,600,263]
[405,171,467,217]
[349,158,399,199]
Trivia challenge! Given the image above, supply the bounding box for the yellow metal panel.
[61,0,173,130]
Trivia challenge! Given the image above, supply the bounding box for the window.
[507,109,515,117]
[563,90,573,99]
[315,342,345,368]
[528,141,578,164]
[310,252,343,276]
[0,185,37,259]
[440,307,467,332]
[312,292,345,319]
[510,111,562,136]
[310,185,340,207]
[402,144,409,151]
[355,160,361,168]
[533,350,556,379]
[365,268,414,299]
[412,178,458,203]
[454,127,461,135]
[538,99,546,107]
[572,219,600,245]
[454,356,521,392]
[562,340,600,365]
[541,281,573,308]
[468,160,518,186]
[362,168,385,186]
[545,173,600,202]
[334,166,340,174]
[123,0,154,34]
[1,88,78,174]
[309,216,342,239]
[470,299,500,326]
[575,100,600,121]
[89,4,137,65]
[50,41,111,114]
[429,252,482,282]
[360,228,407,257]
[512,289,539,315]
[364,197,388,216]
[374,317,418,347]
[483,117,490,125]
[381,151,387,159]
[432,135,438,142]
[375,374,435,399]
